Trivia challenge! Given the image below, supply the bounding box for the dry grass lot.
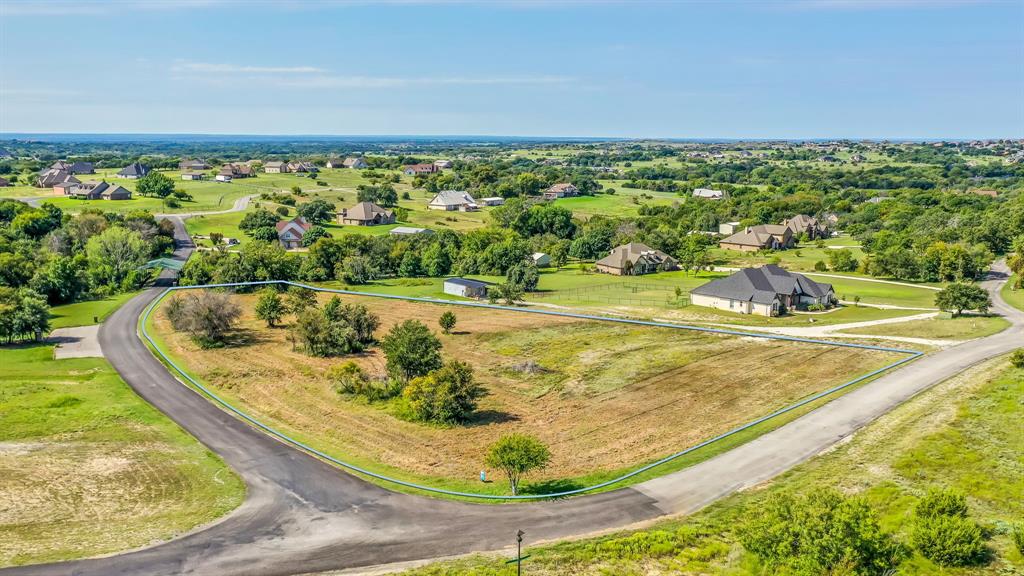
[154,291,905,486]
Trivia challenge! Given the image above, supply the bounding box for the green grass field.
[401,356,1024,575]
[0,345,244,567]
[1002,275,1023,313]
[48,292,140,329]
[840,314,1010,341]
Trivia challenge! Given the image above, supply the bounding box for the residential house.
[52,160,94,174]
[543,183,578,200]
[53,181,82,195]
[67,180,132,200]
[179,159,210,171]
[219,163,254,180]
[403,163,439,176]
[532,253,551,267]
[337,202,396,226]
[692,188,725,200]
[480,197,505,206]
[428,190,478,211]
[850,153,867,163]
[37,168,79,188]
[276,217,312,249]
[433,159,453,169]
[389,226,434,236]
[264,161,289,174]
[287,161,318,173]
[718,221,742,235]
[181,172,206,181]
[595,242,678,276]
[330,157,367,169]
[781,214,828,240]
[719,225,794,252]
[443,278,490,299]
[117,162,150,179]
[690,265,835,317]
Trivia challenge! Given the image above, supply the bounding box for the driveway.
[48,325,103,359]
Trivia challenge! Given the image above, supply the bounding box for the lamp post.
[516,530,525,576]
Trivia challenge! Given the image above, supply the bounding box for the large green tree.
[484,434,551,495]
[380,319,442,381]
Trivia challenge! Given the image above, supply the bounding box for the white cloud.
[172,61,325,74]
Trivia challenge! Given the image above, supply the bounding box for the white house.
[693,188,725,200]
[215,174,232,182]
[532,253,551,267]
[690,265,835,317]
[428,190,478,211]
[389,226,434,236]
[443,278,490,299]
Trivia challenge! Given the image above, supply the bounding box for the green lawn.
[0,345,244,567]
[401,356,1024,575]
[1002,275,1024,313]
[48,291,140,329]
[840,314,1010,340]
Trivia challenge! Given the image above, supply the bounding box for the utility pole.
[516,530,525,576]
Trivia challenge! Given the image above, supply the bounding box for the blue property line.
[140,280,923,500]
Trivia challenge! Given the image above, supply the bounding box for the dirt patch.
[154,291,904,483]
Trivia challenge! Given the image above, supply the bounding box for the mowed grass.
[400,356,1024,575]
[0,345,244,567]
[48,292,139,329]
[840,314,1010,341]
[1002,275,1024,313]
[148,290,904,497]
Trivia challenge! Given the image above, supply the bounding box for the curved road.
[5,224,1022,575]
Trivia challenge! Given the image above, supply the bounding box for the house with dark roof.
[719,224,794,252]
[179,159,210,171]
[117,162,150,179]
[690,265,835,316]
[219,163,254,180]
[287,161,318,173]
[338,202,396,226]
[595,242,678,276]
[67,180,132,200]
[428,190,478,211]
[443,278,491,299]
[37,169,79,189]
[276,217,312,249]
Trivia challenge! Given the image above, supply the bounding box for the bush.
[1011,349,1024,369]
[915,487,968,520]
[403,360,484,424]
[438,310,456,334]
[254,288,285,327]
[329,361,398,401]
[1012,523,1024,556]
[276,206,289,217]
[291,298,379,357]
[912,488,988,567]
[738,490,906,575]
[814,259,827,272]
[164,291,241,348]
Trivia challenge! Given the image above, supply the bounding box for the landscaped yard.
[1002,275,1023,312]
[401,355,1024,575]
[48,292,140,329]
[0,345,244,567]
[149,290,906,497]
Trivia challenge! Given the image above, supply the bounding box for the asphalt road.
[5,223,1021,575]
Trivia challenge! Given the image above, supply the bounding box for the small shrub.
[913,515,987,566]
[915,488,969,519]
[1010,349,1024,369]
[403,360,485,424]
[438,310,456,334]
[1012,523,1024,556]
[814,259,827,272]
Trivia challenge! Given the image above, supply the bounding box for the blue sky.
[1,0,1021,139]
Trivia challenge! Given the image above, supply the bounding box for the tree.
[438,310,456,335]
[239,209,280,235]
[506,261,539,292]
[934,282,990,317]
[380,319,442,381]
[828,248,859,272]
[301,225,330,247]
[403,360,485,424]
[255,288,285,327]
[164,291,242,348]
[0,288,50,343]
[251,226,279,243]
[30,254,89,304]
[399,251,422,277]
[136,171,175,198]
[209,232,224,247]
[297,199,336,224]
[85,226,149,290]
[290,299,379,357]
[338,255,378,285]
[484,434,551,495]
[738,490,906,575]
[284,286,317,314]
[493,282,524,306]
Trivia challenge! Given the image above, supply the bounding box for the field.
[0,344,244,567]
[840,314,1010,341]
[1002,276,1023,312]
[48,292,140,329]
[150,290,905,495]
[402,355,1024,575]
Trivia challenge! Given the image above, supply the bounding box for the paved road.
[4,221,1021,575]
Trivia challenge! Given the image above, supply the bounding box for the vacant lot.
[152,290,904,491]
[0,345,244,567]
[841,314,1010,340]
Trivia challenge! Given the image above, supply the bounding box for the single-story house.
[480,197,505,206]
[181,172,206,181]
[338,202,396,226]
[264,161,288,174]
[690,265,835,317]
[404,163,439,176]
[288,161,318,173]
[389,226,434,236]
[595,242,678,276]
[53,181,81,195]
[219,163,254,179]
[38,169,79,188]
[333,157,367,169]
[781,214,828,240]
[117,162,150,179]
[68,180,132,200]
[444,278,490,299]
[719,225,794,252]
[433,159,453,169]
[543,183,578,199]
[718,221,742,235]
[428,190,478,211]
[51,160,94,175]
[532,252,551,267]
[692,188,725,200]
[179,159,210,171]
[276,217,312,249]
